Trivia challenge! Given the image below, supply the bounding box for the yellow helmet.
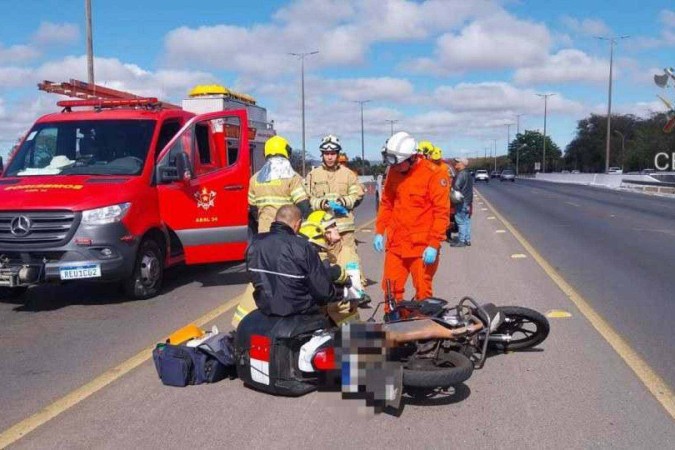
[299,224,327,249]
[264,135,292,158]
[304,210,337,231]
[417,140,434,155]
[430,146,443,161]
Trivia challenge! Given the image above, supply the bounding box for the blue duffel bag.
[153,332,236,387]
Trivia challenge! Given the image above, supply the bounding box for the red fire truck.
[0,80,275,299]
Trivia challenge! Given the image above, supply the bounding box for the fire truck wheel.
[0,286,28,300]
[123,238,164,300]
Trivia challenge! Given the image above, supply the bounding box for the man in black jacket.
[246,205,338,316]
[451,158,474,247]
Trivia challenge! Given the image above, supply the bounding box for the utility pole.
[536,93,555,173]
[85,0,94,85]
[289,51,319,177]
[353,100,371,176]
[597,35,629,173]
[384,119,398,136]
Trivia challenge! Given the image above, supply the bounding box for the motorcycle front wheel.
[489,306,550,351]
[403,350,473,389]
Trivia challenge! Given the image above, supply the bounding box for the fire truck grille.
[0,211,78,247]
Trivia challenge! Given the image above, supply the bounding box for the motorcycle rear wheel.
[490,306,550,351]
[403,350,473,389]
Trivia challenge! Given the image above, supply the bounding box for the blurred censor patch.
[319,322,403,414]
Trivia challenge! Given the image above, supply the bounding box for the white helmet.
[382,131,417,165]
[319,134,342,152]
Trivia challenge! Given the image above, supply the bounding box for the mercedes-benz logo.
[10,216,31,237]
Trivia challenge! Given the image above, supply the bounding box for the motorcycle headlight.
[82,203,131,225]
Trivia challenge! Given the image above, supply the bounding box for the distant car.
[571,170,580,174]
[500,169,516,182]
[490,170,500,178]
[474,169,489,183]
[561,170,571,174]
[608,167,623,174]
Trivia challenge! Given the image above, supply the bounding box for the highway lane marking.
[496,230,506,233]
[481,208,488,211]
[564,201,580,207]
[477,189,675,420]
[511,254,527,259]
[487,216,496,220]
[546,309,572,319]
[0,217,377,448]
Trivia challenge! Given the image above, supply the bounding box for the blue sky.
[0,0,673,161]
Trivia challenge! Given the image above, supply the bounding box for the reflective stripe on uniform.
[291,186,309,203]
[253,195,294,206]
[249,268,306,279]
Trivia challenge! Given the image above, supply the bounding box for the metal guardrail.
[621,179,675,187]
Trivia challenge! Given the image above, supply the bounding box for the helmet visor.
[381,150,398,166]
[320,142,341,152]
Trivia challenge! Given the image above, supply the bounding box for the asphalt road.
[3,191,673,449]
[0,198,375,432]
[476,179,675,387]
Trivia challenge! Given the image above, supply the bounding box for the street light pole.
[614,130,625,169]
[597,35,629,173]
[506,123,514,157]
[536,93,555,173]
[515,114,524,135]
[384,119,398,136]
[85,0,95,85]
[354,100,371,176]
[492,139,497,172]
[289,51,319,177]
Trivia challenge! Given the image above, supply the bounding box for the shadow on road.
[3,261,250,312]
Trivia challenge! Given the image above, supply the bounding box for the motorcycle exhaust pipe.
[486,334,512,342]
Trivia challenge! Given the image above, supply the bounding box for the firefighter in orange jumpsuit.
[374,132,450,307]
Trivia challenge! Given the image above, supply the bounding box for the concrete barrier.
[535,173,659,188]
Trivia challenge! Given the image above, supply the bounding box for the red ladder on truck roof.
[38,79,181,109]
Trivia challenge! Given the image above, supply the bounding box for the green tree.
[508,130,562,173]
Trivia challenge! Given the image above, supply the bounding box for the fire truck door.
[156,110,250,264]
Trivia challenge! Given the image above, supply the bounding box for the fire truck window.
[155,120,181,159]
[195,122,211,165]
[227,139,239,167]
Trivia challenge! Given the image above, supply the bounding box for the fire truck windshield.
[5,120,156,177]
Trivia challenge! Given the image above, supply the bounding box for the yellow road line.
[0,217,378,448]
[477,189,675,419]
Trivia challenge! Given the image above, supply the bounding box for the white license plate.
[59,264,102,280]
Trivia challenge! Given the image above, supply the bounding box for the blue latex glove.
[328,200,348,216]
[422,246,438,265]
[373,234,384,252]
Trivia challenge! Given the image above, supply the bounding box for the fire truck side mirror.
[157,152,192,184]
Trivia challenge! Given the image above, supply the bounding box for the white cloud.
[560,16,611,37]
[514,49,608,85]
[432,82,583,116]
[0,67,33,88]
[162,0,486,77]
[34,55,217,101]
[660,9,675,28]
[0,44,40,64]
[411,12,551,74]
[32,22,79,46]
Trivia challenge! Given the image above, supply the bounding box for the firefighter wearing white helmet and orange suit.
[247,135,311,233]
[374,132,450,310]
[305,134,365,283]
